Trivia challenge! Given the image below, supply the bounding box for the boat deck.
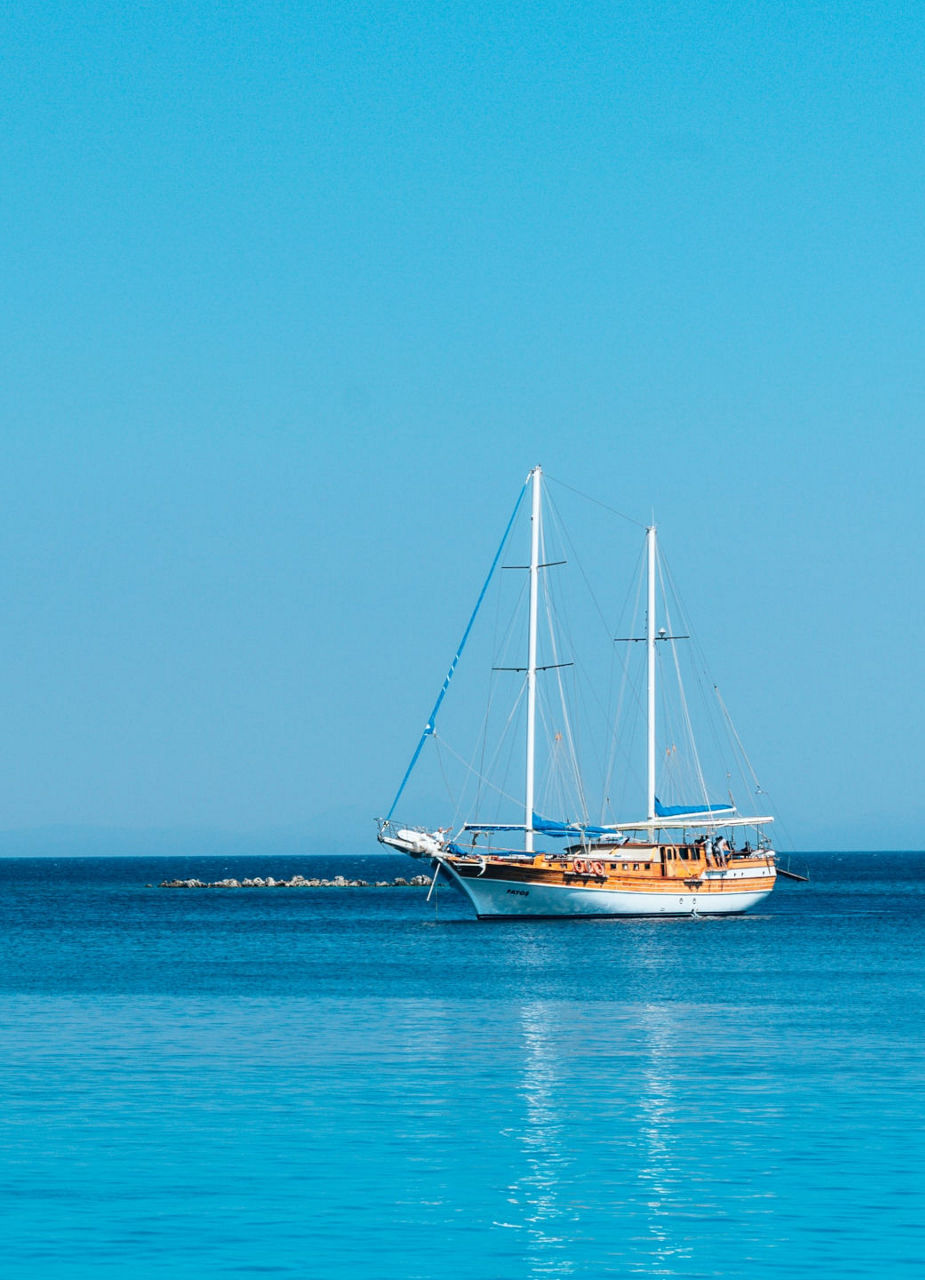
[446,843,776,896]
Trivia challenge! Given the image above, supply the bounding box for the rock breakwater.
[158,874,432,889]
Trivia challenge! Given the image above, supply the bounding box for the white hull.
[439,861,774,918]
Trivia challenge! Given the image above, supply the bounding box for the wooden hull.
[439,853,776,919]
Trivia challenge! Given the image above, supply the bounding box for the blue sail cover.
[465,807,734,838]
[531,813,617,838]
[654,798,734,818]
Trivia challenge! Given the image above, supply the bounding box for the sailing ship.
[378,466,778,918]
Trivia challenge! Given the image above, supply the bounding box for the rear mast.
[525,466,541,853]
[646,524,657,825]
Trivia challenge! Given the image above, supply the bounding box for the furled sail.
[531,813,618,838]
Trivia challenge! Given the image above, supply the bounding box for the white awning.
[611,815,774,831]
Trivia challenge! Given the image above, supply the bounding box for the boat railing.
[454,840,536,860]
[377,817,441,840]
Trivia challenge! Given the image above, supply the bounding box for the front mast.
[524,466,541,853]
[646,524,657,824]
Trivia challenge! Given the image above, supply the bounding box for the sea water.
[0,852,923,1278]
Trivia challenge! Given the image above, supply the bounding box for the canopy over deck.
[461,813,774,836]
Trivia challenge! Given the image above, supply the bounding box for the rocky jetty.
[158,874,432,889]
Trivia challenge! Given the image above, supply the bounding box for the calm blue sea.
[1,852,923,1278]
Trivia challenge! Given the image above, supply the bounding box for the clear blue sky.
[0,1,922,852]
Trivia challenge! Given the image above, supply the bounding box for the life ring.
[590,861,606,876]
[571,859,587,874]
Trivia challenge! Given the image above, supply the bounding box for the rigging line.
[494,573,530,671]
[470,629,521,808]
[541,492,647,807]
[543,486,617,643]
[431,728,526,811]
[481,574,534,823]
[539,631,587,822]
[706,685,752,821]
[717,684,755,814]
[537,688,581,823]
[598,534,647,802]
[540,616,605,813]
[654,571,697,804]
[433,738,457,812]
[535,698,556,814]
[475,558,511,819]
[603,674,645,822]
[693,642,751,809]
[536,505,615,736]
[479,547,509,817]
[475,572,527,817]
[601,538,647,820]
[678,564,754,807]
[544,473,647,528]
[658,546,752,806]
[538,517,589,820]
[539,703,575,824]
[659,550,733,747]
[494,678,531,828]
[610,534,649,645]
[543,512,594,793]
[473,683,489,818]
[659,557,711,811]
[714,684,764,792]
[750,786,794,852]
[602,637,646,812]
[552,652,589,818]
[463,675,497,826]
[656,647,681,798]
[387,478,528,819]
[686,637,740,806]
[474,677,531,818]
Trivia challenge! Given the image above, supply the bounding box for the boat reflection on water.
[510,999,579,1279]
[503,934,788,1279]
[509,998,700,1277]
[633,1001,694,1276]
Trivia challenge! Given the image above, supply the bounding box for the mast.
[646,524,656,823]
[525,466,541,853]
